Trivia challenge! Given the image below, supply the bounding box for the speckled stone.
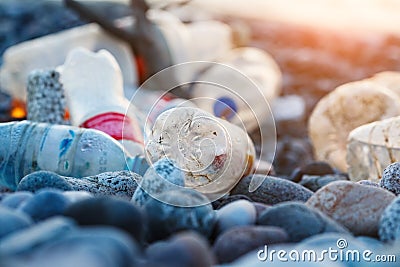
[65,171,140,200]
[379,196,400,242]
[131,158,184,206]
[258,202,349,242]
[213,226,289,263]
[0,191,33,209]
[144,189,216,242]
[380,162,400,195]
[299,174,347,192]
[17,171,73,192]
[231,175,313,205]
[307,181,396,236]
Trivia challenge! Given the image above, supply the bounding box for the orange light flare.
[10,99,26,119]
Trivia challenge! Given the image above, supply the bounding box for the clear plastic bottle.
[60,48,144,157]
[0,121,129,190]
[145,107,255,200]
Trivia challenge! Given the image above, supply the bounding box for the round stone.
[306,181,396,236]
[299,174,347,192]
[215,199,256,234]
[0,191,33,209]
[379,196,400,242]
[0,206,32,239]
[144,189,216,242]
[380,162,400,195]
[258,201,350,242]
[231,175,313,205]
[17,171,73,192]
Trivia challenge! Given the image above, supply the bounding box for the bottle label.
[81,112,143,145]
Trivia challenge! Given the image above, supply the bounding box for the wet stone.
[379,196,400,242]
[231,175,313,205]
[212,225,289,264]
[258,201,350,242]
[144,189,216,242]
[306,181,396,236]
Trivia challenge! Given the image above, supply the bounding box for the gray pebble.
[65,171,139,200]
[216,200,256,234]
[132,158,184,206]
[62,191,93,203]
[258,202,350,242]
[300,174,347,192]
[231,175,313,205]
[0,216,76,255]
[0,206,32,239]
[0,191,33,209]
[380,162,400,195]
[144,189,216,242]
[213,226,289,263]
[379,196,400,242]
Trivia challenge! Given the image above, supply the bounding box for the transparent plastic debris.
[0,22,137,101]
[309,80,400,172]
[145,107,255,200]
[347,116,400,182]
[60,48,144,157]
[0,121,129,190]
[186,47,282,133]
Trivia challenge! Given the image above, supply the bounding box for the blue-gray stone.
[64,171,139,200]
[17,171,73,192]
[379,196,400,242]
[380,162,400,195]
[258,202,350,242]
[216,200,256,234]
[31,226,140,267]
[0,191,33,209]
[213,226,289,264]
[62,191,93,203]
[18,189,70,222]
[231,175,313,205]
[144,189,216,242]
[146,231,215,267]
[132,158,184,207]
[299,174,347,192]
[0,216,75,255]
[63,197,145,243]
[0,206,32,239]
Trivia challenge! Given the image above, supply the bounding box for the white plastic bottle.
[60,48,144,157]
[0,121,130,190]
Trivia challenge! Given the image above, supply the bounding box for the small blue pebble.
[0,191,33,209]
[379,196,400,242]
[18,189,71,222]
[216,199,256,234]
[0,206,32,239]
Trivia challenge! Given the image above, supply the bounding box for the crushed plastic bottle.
[145,106,255,199]
[0,121,130,190]
[60,48,144,157]
[347,116,400,182]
